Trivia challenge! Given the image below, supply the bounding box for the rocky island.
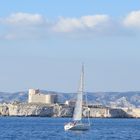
[0,89,140,118]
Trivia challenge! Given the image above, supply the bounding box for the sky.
[0,0,140,92]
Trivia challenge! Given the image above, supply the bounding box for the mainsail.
[73,64,84,121]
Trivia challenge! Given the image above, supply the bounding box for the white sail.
[73,64,84,121]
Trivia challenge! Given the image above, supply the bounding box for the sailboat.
[64,64,90,131]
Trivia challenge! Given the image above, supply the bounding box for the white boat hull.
[64,122,90,131]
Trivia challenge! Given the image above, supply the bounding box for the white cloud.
[0,11,140,40]
[53,17,83,32]
[4,12,46,26]
[123,10,140,29]
[81,15,110,27]
[53,15,111,32]
[0,12,49,40]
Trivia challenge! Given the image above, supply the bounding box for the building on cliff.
[28,89,58,104]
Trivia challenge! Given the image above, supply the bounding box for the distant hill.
[0,91,140,108]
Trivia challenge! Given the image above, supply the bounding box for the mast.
[80,63,84,95]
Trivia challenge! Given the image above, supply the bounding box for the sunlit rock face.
[7,103,54,117]
[0,104,9,116]
[0,103,140,118]
[0,103,73,117]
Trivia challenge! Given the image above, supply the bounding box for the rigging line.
[85,91,90,126]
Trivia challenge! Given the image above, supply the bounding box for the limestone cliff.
[0,103,139,118]
[0,104,9,116]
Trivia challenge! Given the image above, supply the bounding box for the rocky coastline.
[0,102,139,118]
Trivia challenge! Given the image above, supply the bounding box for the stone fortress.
[28,89,57,104]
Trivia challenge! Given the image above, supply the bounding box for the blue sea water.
[0,117,140,140]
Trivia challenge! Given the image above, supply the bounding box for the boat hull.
[64,122,90,131]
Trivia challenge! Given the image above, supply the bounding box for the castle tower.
[28,89,39,103]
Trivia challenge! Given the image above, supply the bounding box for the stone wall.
[121,108,140,118]
[89,108,110,118]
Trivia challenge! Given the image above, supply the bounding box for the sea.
[0,117,140,140]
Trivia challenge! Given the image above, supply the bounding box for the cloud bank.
[5,13,45,26]
[123,10,140,29]
[0,10,140,40]
[53,15,111,32]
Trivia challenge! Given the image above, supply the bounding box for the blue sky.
[0,0,140,92]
